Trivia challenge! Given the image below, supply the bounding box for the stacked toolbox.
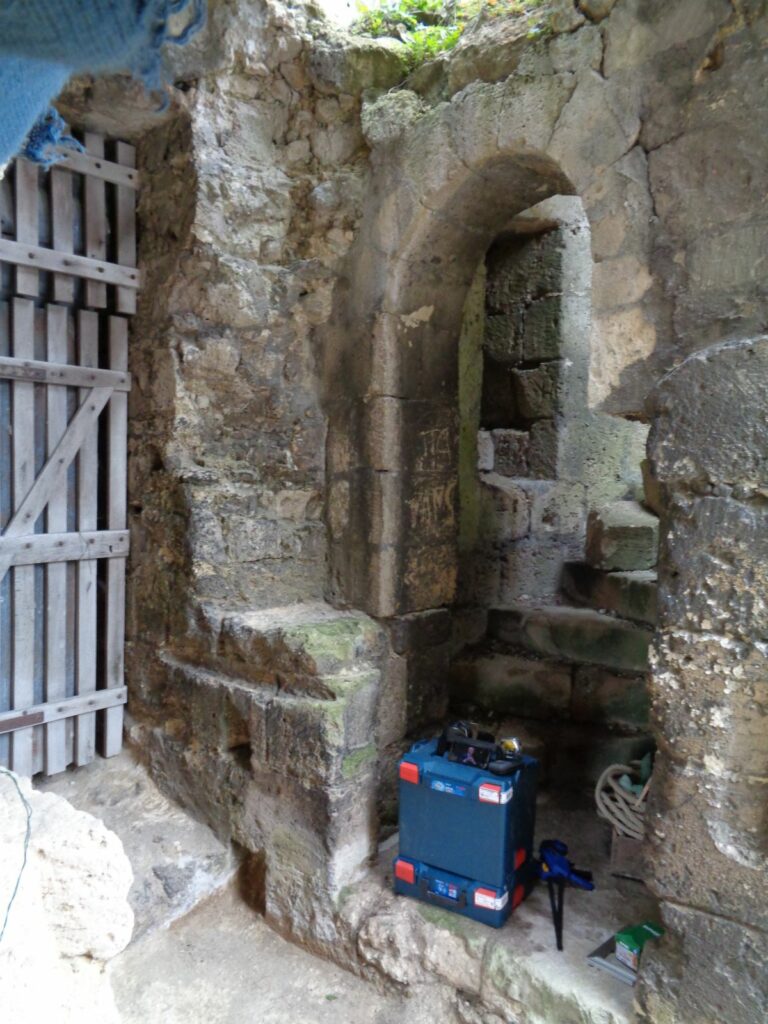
[394,737,538,927]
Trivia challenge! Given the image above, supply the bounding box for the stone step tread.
[202,602,387,685]
[36,749,237,942]
[586,502,659,572]
[450,646,650,732]
[562,562,658,626]
[593,500,659,526]
[489,604,651,673]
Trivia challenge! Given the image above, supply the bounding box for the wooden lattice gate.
[0,137,139,776]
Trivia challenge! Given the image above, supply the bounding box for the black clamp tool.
[537,839,594,951]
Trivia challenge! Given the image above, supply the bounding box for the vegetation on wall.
[353,0,548,69]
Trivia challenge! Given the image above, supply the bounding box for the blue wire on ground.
[0,766,33,945]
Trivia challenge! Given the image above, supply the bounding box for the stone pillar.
[638,336,768,1023]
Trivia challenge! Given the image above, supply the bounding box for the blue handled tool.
[538,839,594,951]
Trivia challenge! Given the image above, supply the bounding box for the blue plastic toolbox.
[397,736,538,890]
[393,855,534,928]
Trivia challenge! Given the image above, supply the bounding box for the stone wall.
[637,336,768,1024]
[52,0,768,1011]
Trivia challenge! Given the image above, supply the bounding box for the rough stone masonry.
[57,1,768,1021]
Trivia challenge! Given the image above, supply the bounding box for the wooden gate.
[0,137,139,776]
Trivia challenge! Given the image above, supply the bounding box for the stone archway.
[324,102,577,617]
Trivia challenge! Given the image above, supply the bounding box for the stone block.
[403,475,457,546]
[402,541,457,613]
[498,536,575,603]
[640,457,664,516]
[399,401,458,477]
[511,362,562,421]
[377,654,408,748]
[478,473,530,543]
[658,496,768,641]
[645,756,768,933]
[450,606,488,655]
[490,428,529,476]
[651,632,768,779]
[480,354,517,428]
[546,725,655,788]
[490,605,651,673]
[485,231,563,312]
[529,480,587,539]
[450,652,572,719]
[571,665,650,729]
[456,547,501,607]
[648,335,768,492]
[406,642,451,730]
[527,419,559,478]
[578,0,617,19]
[484,312,523,365]
[585,501,659,571]
[262,673,378,788]
[522,297,562,362]
[385,608,453,654]
[549,24,603,72]
[636,902,768,1024]
[477,429,494,471]
[562,563,657,625]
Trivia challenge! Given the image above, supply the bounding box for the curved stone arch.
[324,78,602,617]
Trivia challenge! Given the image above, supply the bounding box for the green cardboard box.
[614,922,665,971]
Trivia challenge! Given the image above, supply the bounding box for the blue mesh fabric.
[0,0,205,166]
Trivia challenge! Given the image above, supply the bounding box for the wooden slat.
[0,239,140,290]
[44,306,69,775]
[75,310,98,765]
[0,529,129,567]
[0,711,44,735]
[0,302,9,770]
[102,316,128,756]
[83,135,107,308]
[0,686,127,732]
[61,149,140,190]
[14,160,38,297]
[51,167,75,303]
[115,142,137,315]
[10,299,35,776]
[0,386,112,582]
[0,354,131,390]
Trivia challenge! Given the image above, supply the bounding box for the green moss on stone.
[342,743,377,778]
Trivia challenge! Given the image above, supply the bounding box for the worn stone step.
[36,748,237,941]
[585,501,659,571]
[489,605,651,673]
[450,649,572,720]
[197,602,387,696]
[562,562,658,625]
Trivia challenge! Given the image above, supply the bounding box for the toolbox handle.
[420,878,467,909]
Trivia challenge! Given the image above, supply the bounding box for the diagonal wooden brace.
[0,386,113,584]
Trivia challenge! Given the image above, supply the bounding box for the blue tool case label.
[429,779,467,798]
[429,878,460,901]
